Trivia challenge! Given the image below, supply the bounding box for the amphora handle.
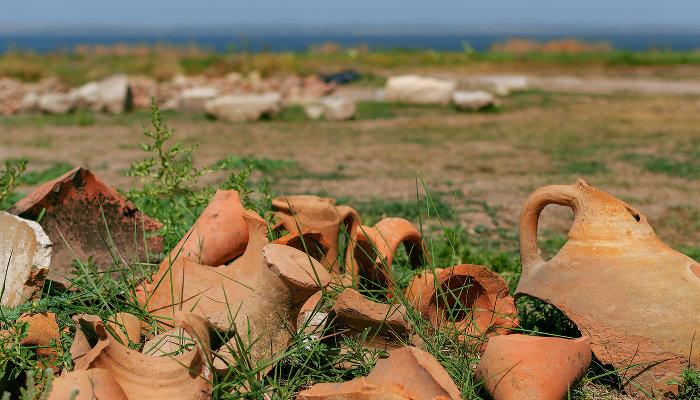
[519,183,582,279]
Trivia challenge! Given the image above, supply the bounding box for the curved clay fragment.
[417,265,517,347]
[352,218,430,296]
[208,244,331,375]
[168,190,248,266]
[47,368,128,400]
[137,210,269,323]
[272,229,331,263]
[296,377,419,400]
[17,312,61,367]
[272,195,361,281]
[104,312,142,346]
[516,179,700,396]
[475,335,592,400]
[57,312,214,400]
[404,268,443,307]
[6,166,162,284]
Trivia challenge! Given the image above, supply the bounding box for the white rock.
[99,74,132,113]
[385,75,456,105]
[304,104,324,120]
[319,95,356,120]
[179,87,221,113]
[452,90,496,111]
[478,76,528,96]
[205,93,282,121]
[18,91,40,113]
[39,92,77,114]
[0,211,52,306]
[74,81,102,111]
[374,88,386,102]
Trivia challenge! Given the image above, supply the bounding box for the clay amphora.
[516,179,700,397]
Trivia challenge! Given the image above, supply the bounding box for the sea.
[1,26,700,53]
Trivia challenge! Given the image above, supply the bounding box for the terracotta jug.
[516,179,700,397]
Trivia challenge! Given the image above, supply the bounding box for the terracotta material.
[328,288,409,351]
[367,346,462,400]
[297,377,419,400]
[272,229,330,263]
[0,211,52,306]
[104,312,142,346]
[404,268,443,307]
[17,312,61,367]
[475,334,591,400]
[47,369,128,400]
[69,314,102,366]
[168,190,248,266]
[7,167,162,284]
[272,195,361,282]
[515,179,700,396]
[137,210,269,322]
[417,265,518,346]
[208,244,331,375]
[353,218,431,296]
[64,312,213,400]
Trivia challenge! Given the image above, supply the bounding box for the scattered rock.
[353,218,430,296]
[385,75,456,105]
[74,81,102,111]
[367,347,462,400]
[319,95,356,120]
[304,104,324,120]
[7,167,163,285]
[204,93,282,121]
[39,92,77,114]
[415,264,518,348]
[475,335,591,400]
[478,76,528,96]
[452,90,496,111]
[18,91,40,113]
[98,73,133,113]
[516,179,700,396]
[0,211,52,306]
[179,87,221,113]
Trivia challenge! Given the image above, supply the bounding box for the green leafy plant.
[668,365,700,399]
[0,158,27,209]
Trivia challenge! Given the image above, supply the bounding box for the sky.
[1,0,699,28]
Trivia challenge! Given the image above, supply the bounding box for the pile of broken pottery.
[0,167,698,399]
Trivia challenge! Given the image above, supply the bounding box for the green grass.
[20,162,74,185]
[620,153,700,180]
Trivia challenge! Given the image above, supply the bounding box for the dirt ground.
[2,76,700,252]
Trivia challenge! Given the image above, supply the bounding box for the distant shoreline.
[1,25,700,53]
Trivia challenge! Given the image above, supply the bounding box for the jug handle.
[519,183,581,278]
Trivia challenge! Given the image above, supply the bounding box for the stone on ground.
[179,87,221,113]
[385,74,456,105]
[319,95,356,120]
[452,90,496,111]
[205,93,282,121]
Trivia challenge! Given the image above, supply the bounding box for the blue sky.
[1,0,698,27]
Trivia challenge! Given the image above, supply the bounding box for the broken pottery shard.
[272,229,330,263]
[0,211,51,306]
[47,369,128,400]
[69,314,102,366]
[297,377,419,400]
[137,210,268,323]
[328,288,409,351]
[208,244,331,375]
[104,312,142,346]
[367,346,462,400]
[352,217,430,296]
[418,265,518,348]
[515,179,700,396]
[475,335,592,400]
[404,268,443,307]
[7,167,162,285]
[168,190,248,266]
[18,312,61,366]
[272,195,361,282]
[66,312,213,400]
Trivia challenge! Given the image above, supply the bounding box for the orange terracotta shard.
[208,244,331,375]
[272,195,361,281]
[353,218,430,296]
[297,377,419,400]
[137,210,269,323]
[54,312,214,400]
[17,312,61,367]
[516,179,700,396]
[272,229,330,263]
[6,166,162,284]
[404,268,443,307]
[475,335,592,400]
[415,265,518,347]
[168,190,248,266]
